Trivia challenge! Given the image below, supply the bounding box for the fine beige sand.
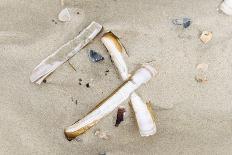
[0,0,232,154]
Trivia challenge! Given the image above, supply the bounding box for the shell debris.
[115,106,126,127]
[172,18,191,28]
[58,8,71,22]
[195,74,208,83]
[195,63,208,83]
[94,130,110,140]
[196,63,208,72]
[200,31,212,44]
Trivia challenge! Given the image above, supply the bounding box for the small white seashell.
[58,8,71,22]
[196,63,208,72]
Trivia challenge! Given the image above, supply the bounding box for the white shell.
[101,32,157,136]
[64,66,156,140]
[220,0,232,15]
[58,8,71,22]
[130,93,156,136]
[196,63,208,72]
[101,32,129,80]
[30,22,102,84]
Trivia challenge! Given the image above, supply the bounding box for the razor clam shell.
[130,93,156,136]
[102,32,128,80]
[101,32,157,136]
[64,65,156,140]
[30,21,102,84]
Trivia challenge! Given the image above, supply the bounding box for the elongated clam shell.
[101,32,157,136]
[30,21,102,84]
[101,32,128,80]
[130,94,156,136]
[64,65,156,140]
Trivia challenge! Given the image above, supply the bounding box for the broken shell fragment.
[200,31,212,44]
[89,50,104,62]
[30,21,102,84]
[130,94,157,136]
[94,130,110,140]
[172,18,191,28]
[196,63,208,72]
[58,8,71,22]
[195,74,208,83]
[64,65,156,140]
[101,32,157,136]
[220,0,232,15]
[115,106,126,127]
[74,137,82,142]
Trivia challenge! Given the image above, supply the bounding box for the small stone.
[86,83,90,88]
[89,50,104,62]
[115,107,126,127]
[200,31,213,44]
[183,18,191,28]
[172,17,191,28]
[58,8,71,22]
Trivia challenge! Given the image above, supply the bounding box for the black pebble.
[86,83,90,88]
[89,50,104,62]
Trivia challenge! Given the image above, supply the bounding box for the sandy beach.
[0,0,232,154]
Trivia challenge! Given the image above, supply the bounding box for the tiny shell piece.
[196,63,208,72]
[220,0,232,15]
[172,18,191,28]
[200,31,212,44]
[195,74,208,83]
[94,130,110,140]
[58,8,71,22]
[115,107,126,127]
